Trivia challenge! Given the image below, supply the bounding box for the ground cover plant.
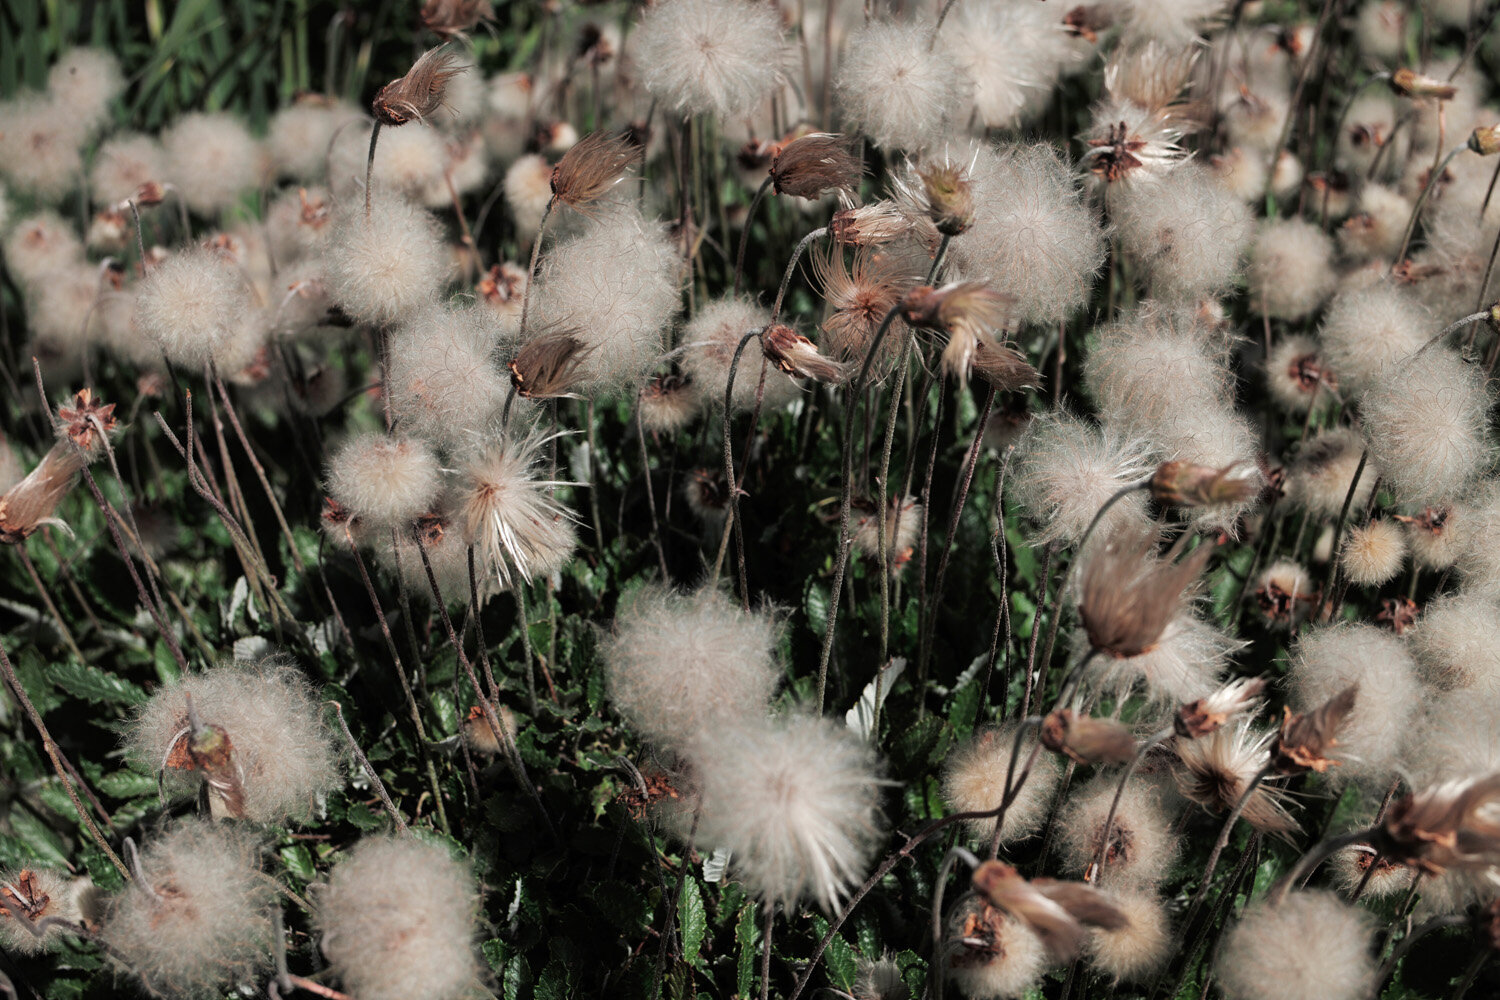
[2,1,1500,999]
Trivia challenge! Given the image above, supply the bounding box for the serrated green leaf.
[679,877,706,965]
[504,953,532,1000]
[96,770,158,800]
[805,579,830,636]
[48,659,148,705]
[535,958,573,1000]
[810,916,857,993]
[736,903,759,999]
[345,802,385,831]
[9,806,71,867]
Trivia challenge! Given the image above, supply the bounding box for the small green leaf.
[48,660,148,705]
[280,844,316,883]
[10,806,71,867]
[735,903,759,999]
[96,770,158,800]
[679,878,707,965]
[804,580,830,636]
[503,953,533,1000]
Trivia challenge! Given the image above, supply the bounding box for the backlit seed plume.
[761,323,846,383]
[550,129,640,208]
[135,247,255,369]
[1359,350,1491,506]
[1316,282,1429,396]
[637,373,699,435]
[1,389,117,544]
[1176,677,1266,739]
[602,585,781,751]
[1329,844,1415,900]
[527,204,682,395]
[100,821,274,997]
[1082,888,1171,984]
[1149,460,1262,509]
[938,1,1075,129]
[892,156,977,237]
[690,714,884,912]
[1077,525,1212,660]
[943,724,1062,845]
[325,434,441,530]
[1009,411,1154,548]
[770,132,862,200]
[456,431,579,588]
[680,297,799,413]
[372,46,465,126]
[854,955,910,1000]
[1375,773,1500,877]
[971,861,1128,962]
[633,0,788,121]
[901,281,1013,383]
[836,19,968,151]
[1247,218,1336,320]
[1339,519,1407,585]
[325,191,449,326]
[0,867,99,954]
[1117,0,1230,46]
[1174,719,1299,835]
[1083,44,1197,187]
[812,243,921,366]
[1272,684,1359,776]
[1056,776,1176,890]
[1111,163,1252,300]
[161,112,264,215]
[124,659,340,824]
[1407,591,1500,693]
[1216,892,1376,1000]
[831,200,931,248]
[944,897,1048,1000]
[1265,335,1335,414]
[318,837,483,1000]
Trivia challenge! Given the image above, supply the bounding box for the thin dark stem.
[1271,828,1374,905]
[1394,145,1468,265]
[1180,762,1277,937]
[759,905,774,1000]
[1312,449,1368,622]
[636,401,670,580]
[363,121,382,219]
[733,176,774,294]
[518,196,556,338]
[330,700,408,833]
[772,227,828,321]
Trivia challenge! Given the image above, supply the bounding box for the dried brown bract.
[1173,720,1300,836]
[1273,684,1358,775]
[1469,124,1500,156]
[1376,596,1419,635]
[971,861,1128,961]
[900,281,1009,332]
[1149,459,1263,508]
[420,0,495,39]
[830,201,930,248]
[1,390,117,544]
[508,332,594,399]
[1175,677,1266,739]
[551,129,641,208]
[372,46,465,127]
[478,262,527,306]
[1390,68,1457,101]
[1376,773,1500,876]
[1078,525,1212,660]
[57,388,118,458]
[770,132,861,200]
[970,340,1041,394]
[1063,5,1112,43]
[1040,710,1137,766]
[760,324,846,383]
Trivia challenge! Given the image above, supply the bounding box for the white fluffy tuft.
[1216,892,1375,1000]
[1316,282,1430,397]
[836,19,968,151]
[1009,410,1155,548]
[1359,350,1491,505]
[1246,218,1336,320]
[135,249,256,370]
[1112,164,1253,301]
[1056,776,1177,891]
[943,724,1062,845]
[1083,888,1172,983]
[386,305,512,450]
[938,3,1073,129]
[325,191,450,326]
[1338,519,1406,586]
[325,433,442,528]
[161,112,264,215]
[1406,591,1500,694]
[633,0,788,121]
[679,297,801,413]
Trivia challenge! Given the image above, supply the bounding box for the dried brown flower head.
[1272,684,1358,775]
[1390,68,1458,101]
[770,132,861,200]
[1063,5,1113,43]
[1039,710,1137,766]
[971,861,1128,961]
[829,201,929,248]
[1078,525,1212,660]
[508,332,594,399]
[760,324,846,383]
[550,129,641,207]
[0,870,50,923]
[56,388,118,458]
[1,391,117,545]
[896,159,975,237]
[900,281,1009,332]
[1392,506,1448,536]
[478,262,527,307]
[1375,773,1500,877]
[372,46,465,127]
[970,340,1041,394]
[811,244,920,364]
[1149,460,1263,508]
[1469,124,1500,156]
[1086,120,1149,183]
[1376,596,1419,635]
[420,0,495,39]
[1175,677,1266,739]
[130,181,166,207]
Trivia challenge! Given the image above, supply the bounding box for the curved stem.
[772,227,828,322]
[363,121,382,220]
[708,329,762,599]
[1414,311,1491,357]
[518,196,557,339]
[1394,144,1469,265]
[734,176,774,294]
[1180,761,1277,936]
[1270,827,1374,905]
[1311,448,1368,623]
[1090,727,1174,881]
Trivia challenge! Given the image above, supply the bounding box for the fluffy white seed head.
[528,204,682,394]
[1083,888,1171,983]
[503,154,553,241]
[386,305,511,449]
[26,264,106,360]
[1286,427,1376,518]
[1406,591,1500,693]
[1336,94,1401,177]
[3,211,84,291]
[1355,2,1407,61]
[1112,163,1253,301]
[1265,335,1334,413]
[943,724,1062,845]
[101,820,274,997]
[318,837,482,1000]
[135,248,256,370]
[0,434,21,493]
[938,2,1073,129]
[0,867,99,955]
[679,297,800,413]
[1359,350,1491,505]
[1339,519,1406,586]
[455,433,579,588]
[1288,623,1420,784]
[1454,482,1500,599]
[325,191,449,326]
[1009,410,1155,548]
[326,433,442,529]
[1216,892,1376,1000]
[1403,691,1500,795]
[0,96,85,200]
[690,714,884,912]
[267,99,363,181]
[944,897,1049,1000]
[836,19,968,151]
[1247,218,1336,319]
[1316,282,1430,397]
[854,955,910,1000]
[633,0,788,121]
[90,133,166,204]
[950,143,1106,324]
[47,48,123,131]
[603,585,781,750]
[162,112,264,215]
[1338,182,1410,262]
[124,659,341,824]
[1209,145,1268,202]
[265,185,334,264]
[1084,612,1241,707]
[1117,0,1230,45]
[1056,776,1176,891]
[1329,843,1416,899]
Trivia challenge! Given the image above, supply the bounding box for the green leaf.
[810,916,858,993]
[345,802,385,831]
[48,660,148,705]
[735,903,759,999]
[10,806,71,867]
[96,770,158,800]
[678,877,707,965]
[13,647,64,715]
[280,844,316,883]
[804,579,830,636]
[503,953,533,1000]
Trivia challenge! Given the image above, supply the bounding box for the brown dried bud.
[770,132,861,200]
[1039,709,1137,766]
[760,324,846,383]
[972,861,1128,961]
[478,262,527,307]
[130,181,166,207]
[829,202,924,248]
[1375,773,1500,877]
[1390,68,1458,101]
[57,388,118,458]
[1079,525,1213,659]
[1149,459,1262,508]
[372,46,465,127]
[550,129,641,207]
[414,512,448,545]
[1062,5,1113,43]
[1469,124,1500,156]
[508,332,594,399]
[187,722,247,819]
[420,0,495,38]
[899,160,975,236]
[1376,596,1419,635]
[1272,684,1358,775]
[1176,677,1267,739]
